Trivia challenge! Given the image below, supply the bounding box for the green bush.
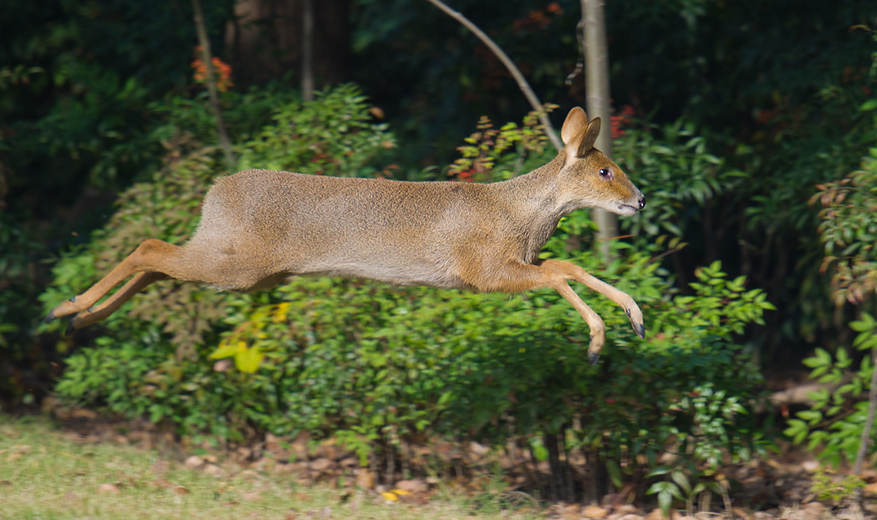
[784,313,877,466]
[43,103,772,495]
[785,120,877,466]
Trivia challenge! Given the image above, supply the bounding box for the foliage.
[812,135,877,306]
[612,119,743,241]
[647,466,727,519]
[447,104,556,183]
[236,83,396,176]
[810,468,865,505]
[0,211,47,405]
[784,313,877,466]
[785,109,877,467]
[716,22,877,352]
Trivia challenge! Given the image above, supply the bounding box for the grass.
[0,415,537,520]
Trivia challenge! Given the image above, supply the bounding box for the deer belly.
[297,253,469,290]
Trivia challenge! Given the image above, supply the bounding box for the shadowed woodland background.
[2,0,877,505]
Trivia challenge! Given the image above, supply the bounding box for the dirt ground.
[30,397,877,520]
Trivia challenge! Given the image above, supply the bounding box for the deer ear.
[578,117,601,156]
[561,107,588,144]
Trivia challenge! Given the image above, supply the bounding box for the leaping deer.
[47,107,646,363]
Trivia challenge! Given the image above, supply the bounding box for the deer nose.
[638,196,646,210]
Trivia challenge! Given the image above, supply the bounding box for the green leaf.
[606,459,624,490]
[234,346,264,373]
[860,99,877,111]
[209,342,243,360]
[671,470,691,494]
[803,348,831,369]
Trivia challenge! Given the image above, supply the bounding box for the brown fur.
[47,107,646,362]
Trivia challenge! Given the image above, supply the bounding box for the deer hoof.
[633,321,646,339]
[588,351,601,365]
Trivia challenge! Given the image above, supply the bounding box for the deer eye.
[599,168,613,180]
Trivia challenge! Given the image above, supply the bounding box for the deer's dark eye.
[599,168,613,179]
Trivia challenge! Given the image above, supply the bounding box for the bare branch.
[424,0,563,151]
[192,0,236,170]
[302,0,315,102]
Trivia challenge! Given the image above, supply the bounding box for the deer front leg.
[539,259,646,340]
[468,263,608,364]
[551,280,607,364]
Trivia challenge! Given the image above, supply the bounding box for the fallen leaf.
[151,478,175,489]
[380,491,398,502]
[151,460,170,476]
[173,486,190,495]
[393,479,428,493]
[96,483,121,494]
[355,468,375,490]
[184,455,205,469]
[309,458,333,471]
[203,464,225,477]
[582,505,609,519]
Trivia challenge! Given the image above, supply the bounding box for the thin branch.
[192,0,236,170]
[302,0,315,102]
[424,0,563,151]
[854,345,877,481]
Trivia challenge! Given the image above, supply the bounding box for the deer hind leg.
[46,238,187,327]
[539,258,646,341]
[66,271,169,332]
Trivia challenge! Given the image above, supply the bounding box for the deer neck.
[490,153,580,262]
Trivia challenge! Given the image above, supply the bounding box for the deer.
[46,107,646,363]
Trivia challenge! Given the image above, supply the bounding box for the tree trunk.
[225,0,349,88]
[581,0,618,261]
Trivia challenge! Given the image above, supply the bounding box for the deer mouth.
[615,203,640,216]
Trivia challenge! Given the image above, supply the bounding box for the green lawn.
[0,415,535,520]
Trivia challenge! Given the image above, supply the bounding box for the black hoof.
[588,351,600,365]
[634,322,646,339]
[65,321,76,336]
[44,311,56,324]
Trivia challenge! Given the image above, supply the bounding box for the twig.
[302,0,315,102]
[191,0,236,170]
[853,343,877,503]
[424,0,563,151]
